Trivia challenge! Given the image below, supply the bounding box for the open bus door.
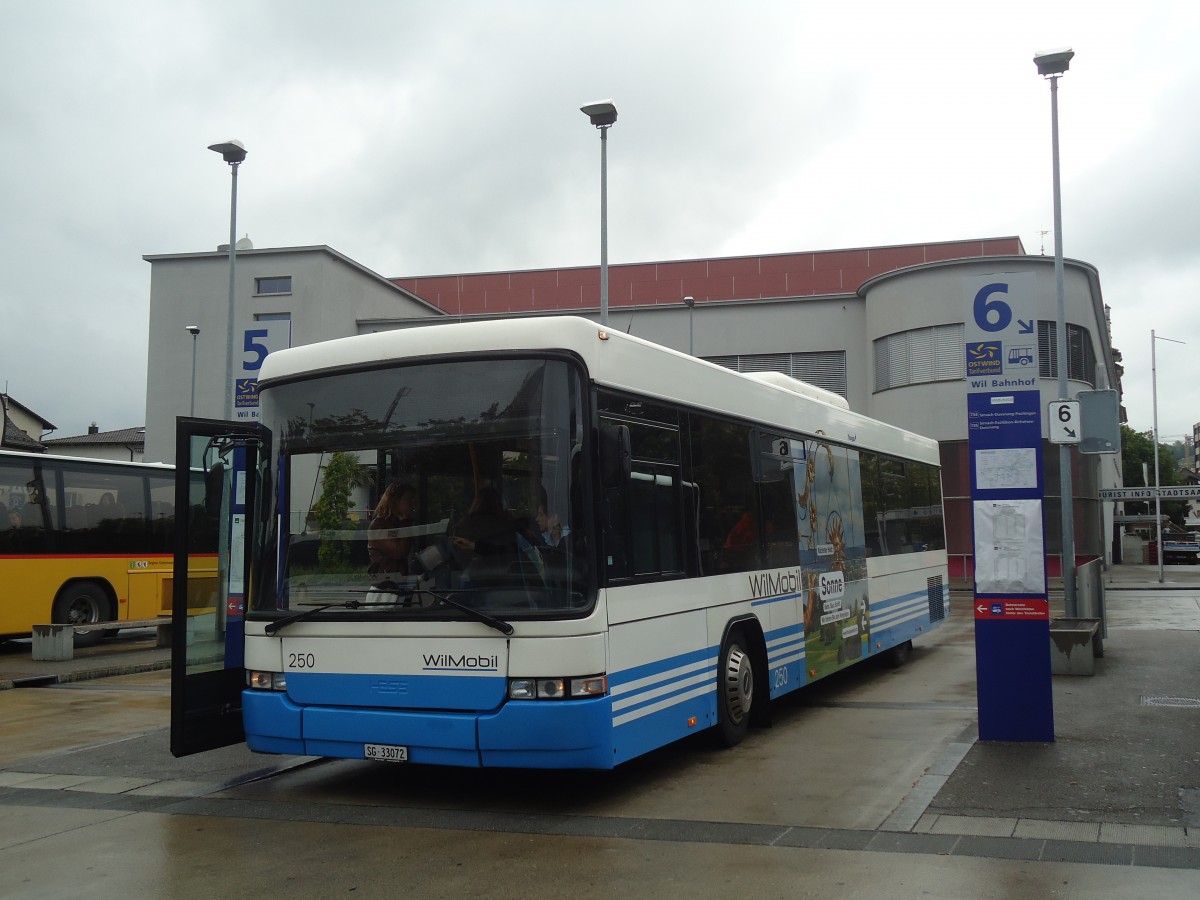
[170,417,259,757]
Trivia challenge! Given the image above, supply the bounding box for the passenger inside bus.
[368,481,417,588]
[534,490,570,549]
[451,486,520,563]
[98,492,125,520]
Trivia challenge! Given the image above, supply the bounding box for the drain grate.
[1139,696,1200,708]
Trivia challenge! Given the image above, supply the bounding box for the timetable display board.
[965,274,1054,743]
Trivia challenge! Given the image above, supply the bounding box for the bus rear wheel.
[883,639,913,668]
[53,582,111,648]
[715,629,755,747]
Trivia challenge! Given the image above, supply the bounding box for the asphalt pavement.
[2,562,1197,870]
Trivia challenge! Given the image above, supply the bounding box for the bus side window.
[753,431,800,568]
[690,415,759,575]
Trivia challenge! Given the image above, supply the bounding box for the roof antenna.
[1038,230,1049,255]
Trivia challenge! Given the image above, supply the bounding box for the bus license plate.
[364,743,409,763]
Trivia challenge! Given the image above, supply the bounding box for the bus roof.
[258,316,940,464]
[0,448,173,472]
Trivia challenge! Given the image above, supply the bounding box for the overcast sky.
[2,0,1197,447]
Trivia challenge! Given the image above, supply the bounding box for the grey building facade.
[142,238,1121,578]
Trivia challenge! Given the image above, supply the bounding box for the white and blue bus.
[171,316,947,767]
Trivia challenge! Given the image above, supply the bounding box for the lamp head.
[1033,47,1074,77]
[580,100,618,128]
[207,139,247,164]
[185,325,200,336]
[683,296,695,308]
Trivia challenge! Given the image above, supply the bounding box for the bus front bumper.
[242,689,615,769]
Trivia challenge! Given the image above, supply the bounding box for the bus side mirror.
[600,424,632,488]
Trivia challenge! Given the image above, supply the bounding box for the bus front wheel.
[715,629,755,747]
[53,582,111,648]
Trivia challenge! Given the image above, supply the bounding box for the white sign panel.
[232,319,293,420]
[972,499,1046,594]
[964,272,1040,394]
[1047,400,1081,445]
[975,447,1039,491]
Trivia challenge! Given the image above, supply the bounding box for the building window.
[704,351,847,399]
[255,276,292,295]
[873,324,964,391]
[1038,322,1096,385]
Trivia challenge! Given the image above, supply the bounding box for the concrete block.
[30,624,74,661]
[1049,618,1100,675]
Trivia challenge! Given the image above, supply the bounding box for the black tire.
[52,582,111,648]
[883,639,912,669]
[715,629,756,747]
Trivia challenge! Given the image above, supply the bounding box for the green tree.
[311,451,373,570]
[1120,425,1187,525]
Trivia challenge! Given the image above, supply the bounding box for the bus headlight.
[570,676,607,697]
[507,675,606,700]
[247,670,288,691]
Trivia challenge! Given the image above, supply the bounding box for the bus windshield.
[253,355,592,622]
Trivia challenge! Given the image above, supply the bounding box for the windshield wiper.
[264,599,405,635]
[261,592,514,637]
[416,588,515,636]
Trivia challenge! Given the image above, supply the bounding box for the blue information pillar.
[965,274,1054,742]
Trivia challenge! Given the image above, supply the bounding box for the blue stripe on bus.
[612,685,717,765]
[612,671,715,723]
[766,625,805,669]
[870,597,930,630]
[608,645,715,689]
[865,587,933,650]
[751,591,803,607]
[608,643,719,761]
[763,622,807,696]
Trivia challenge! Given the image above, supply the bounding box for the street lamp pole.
[186,325,200,416]
[1151,329,1185,583]
[1034,48,1076,616]
[683,296,695,355]
[580,101,617,326]
[208,139,247,419]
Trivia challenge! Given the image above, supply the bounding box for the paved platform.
[0,627,170,691]
[2,562,1198,872]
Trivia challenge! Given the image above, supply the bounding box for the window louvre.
[1037,321,1095,385]
[872,323,964,391]
[705,352,848,399]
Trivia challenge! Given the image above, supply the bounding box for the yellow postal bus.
[0,448,216,645]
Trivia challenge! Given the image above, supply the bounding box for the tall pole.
[1151,330,1186,583]
[580,102,616,326]
[1152,329,1163,584]
[189,329,199,417]
[224,161,240,419]
[209,139,247,420]
[1049,72,1077,617]
[599,125,609,326]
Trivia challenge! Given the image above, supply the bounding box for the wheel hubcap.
[68,597,98,625]
[723,645,753,724]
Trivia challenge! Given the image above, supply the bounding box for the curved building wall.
[860,256,1119,579]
